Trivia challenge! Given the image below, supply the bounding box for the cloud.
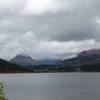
[20,0,67,15]
[0,0,100,59]
[0,36,100,60]
[0,0,67,15]
[0,0,24,15]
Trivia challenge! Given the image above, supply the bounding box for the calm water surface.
[0,73,100,100]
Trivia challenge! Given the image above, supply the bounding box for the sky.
[0,0,100,60]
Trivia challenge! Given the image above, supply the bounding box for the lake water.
[0,73,100,100]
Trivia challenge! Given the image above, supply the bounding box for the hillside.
[60,49,100,72]
[10,54,40,67]
[0,58,33,73]
[62,49,100,65]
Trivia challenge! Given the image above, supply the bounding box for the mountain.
[60,48,100,72]
[61,49,100,65]
[6,48,100,72]
[39,59,61,65]
[77,49,100,58]
[0,58,33,73]
[10,54,40,67]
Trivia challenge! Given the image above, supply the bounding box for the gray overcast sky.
[0,0,100,60]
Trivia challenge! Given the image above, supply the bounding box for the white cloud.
[0,0,24,14]
[20,0,67,15]
[0,34,99,60]
[33,39,99,59]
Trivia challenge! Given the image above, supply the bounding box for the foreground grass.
[0,82,7,100]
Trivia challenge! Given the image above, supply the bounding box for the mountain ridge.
[10,54,40,67]
[0,58,33,73]
[59,48,100,71]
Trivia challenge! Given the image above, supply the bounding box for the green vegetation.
[0,82,7,100]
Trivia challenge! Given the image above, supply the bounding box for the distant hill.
[10,54,40,67]
[59,49,100,71]
[39,59,61,65]
[77,49,100,58]
[0,58,33,73]
[61,49,100,66]
[1,48,100,73]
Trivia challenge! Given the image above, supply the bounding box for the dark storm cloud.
[0,0,99,41]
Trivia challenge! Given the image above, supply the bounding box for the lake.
[0,73,100,100]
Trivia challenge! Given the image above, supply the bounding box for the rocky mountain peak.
[10,54,40,67]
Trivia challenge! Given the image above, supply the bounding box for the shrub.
[0,82,7,100]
